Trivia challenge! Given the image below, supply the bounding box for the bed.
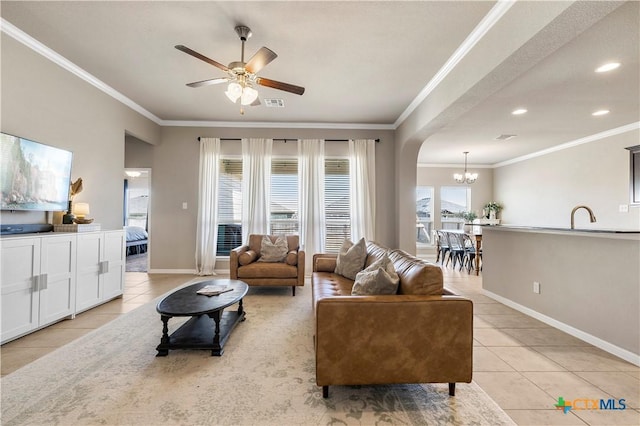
[125,226,148,256]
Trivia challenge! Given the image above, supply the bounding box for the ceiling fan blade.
[186,78,229,88]
[175,45,229,72]
[245,47,277,74]
[256,77,305,95]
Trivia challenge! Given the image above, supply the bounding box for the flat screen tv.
[0,132,73,212]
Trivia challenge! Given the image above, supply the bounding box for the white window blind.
[324,158,350,252]
[217,158,243,255]
[270,159,299,235]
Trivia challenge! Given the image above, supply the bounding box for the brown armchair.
[230,234,305,296]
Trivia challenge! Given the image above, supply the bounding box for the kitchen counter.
[483,224,640,240]
[481,226,640,366]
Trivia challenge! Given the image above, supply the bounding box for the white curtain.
[298,139,325,270]
[349,139,376,241]
[241,138,273,241]
[195,137,220,275]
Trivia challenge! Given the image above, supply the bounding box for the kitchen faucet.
[570,205,597,229]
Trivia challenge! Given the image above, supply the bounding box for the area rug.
[1,283,515,425]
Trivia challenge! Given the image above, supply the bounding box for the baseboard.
[147,269,197,274]
[483,289,640,367]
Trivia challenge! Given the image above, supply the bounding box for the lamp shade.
[73,202,90,218]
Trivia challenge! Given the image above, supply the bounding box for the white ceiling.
[1,1,638,165]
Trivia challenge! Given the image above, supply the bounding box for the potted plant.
[484,202,502,220]
[460,211,478,223]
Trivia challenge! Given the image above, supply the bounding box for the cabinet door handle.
[40,274,48,290]
[99,261,109,274]
[32,276,40,292]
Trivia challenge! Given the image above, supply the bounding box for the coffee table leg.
[156,315,170,356]
[238,298,244,317]
[209,310,223,356]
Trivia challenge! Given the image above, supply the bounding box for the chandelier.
[454,151,478,184]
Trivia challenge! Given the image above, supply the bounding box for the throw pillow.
[238,250,258,266]
[352,253,400,295]
[258,235,289,262]
[334,238,367,280]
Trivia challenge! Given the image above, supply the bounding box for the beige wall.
[0,35,160,230]
[133,127,396,271]
[494,129,640,230]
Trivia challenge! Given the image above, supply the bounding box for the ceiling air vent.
[495,134,517,141]
[264,98,285,108]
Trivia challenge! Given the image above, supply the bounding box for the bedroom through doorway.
[124,169,150,272]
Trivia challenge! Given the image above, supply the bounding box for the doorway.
[124,168,150,272]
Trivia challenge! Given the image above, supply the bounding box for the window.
[416,186,434,245]
[217,159,243,256]
[440,186,470,230]
[325,158,350,252]
[270,159,299,234]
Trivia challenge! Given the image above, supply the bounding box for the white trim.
[0,18,163,125]
[394,0,515,128]
[494,121,640,167]
[147,269,197,274]
[161,120,394,130]
[417,163,493,168]
[483,289,640,367]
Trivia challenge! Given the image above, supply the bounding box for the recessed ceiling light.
[512,108,527,115]
[595,62,621,73]
[592,109,610,116]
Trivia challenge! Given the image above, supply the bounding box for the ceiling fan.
[176,25,305,113]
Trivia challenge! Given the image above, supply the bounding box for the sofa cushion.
[285,250,298,266]
[334,238,367,280]
[352,253,399,295]
[389,249,443,295]
[239,249,258,266]
[258,235,288,262]
[237,261,298,279]
[364,241,389,268]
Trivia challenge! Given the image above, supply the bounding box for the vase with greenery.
[484,202,502,219]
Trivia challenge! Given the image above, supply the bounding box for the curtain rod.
[197,137,380,143]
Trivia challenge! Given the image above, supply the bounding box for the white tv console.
[0,229,125,343]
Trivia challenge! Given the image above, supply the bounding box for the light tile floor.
[2,264,639,425]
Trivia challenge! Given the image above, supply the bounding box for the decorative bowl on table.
[73,218,94,224]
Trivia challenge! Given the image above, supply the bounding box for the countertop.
[482,225,640,240]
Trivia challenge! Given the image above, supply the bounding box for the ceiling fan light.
[240,86,259,105]
[225,82,242,103]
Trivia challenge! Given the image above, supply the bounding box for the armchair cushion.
[334,238,367,280]
[239,250,258,266]
[352,253,399,295]
[258,235,289,262]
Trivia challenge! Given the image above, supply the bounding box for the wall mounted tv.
[1,132,73,212]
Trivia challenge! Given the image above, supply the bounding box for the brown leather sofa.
[312,241,473,398]
[230,234,305,296]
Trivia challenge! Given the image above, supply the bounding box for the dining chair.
[446,232,465,269]
[461,233,481,273]
[435,230,450,265]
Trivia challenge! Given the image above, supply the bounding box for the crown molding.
[394,0,514,128]
[494,121,640,167]
[2,18,395,132]
[160,120,394,130]
[1,18,164,125]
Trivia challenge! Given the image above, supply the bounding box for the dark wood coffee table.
[155,279,248,356]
